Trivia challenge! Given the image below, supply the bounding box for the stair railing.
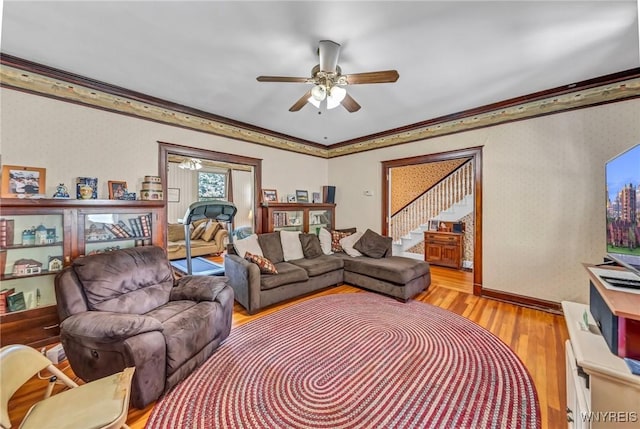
[390,160,473,242]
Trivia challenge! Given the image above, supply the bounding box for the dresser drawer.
[0,305,60,348]
[425,233,461,243]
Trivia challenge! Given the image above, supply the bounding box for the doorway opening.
[158,141,263,246]
[381,147,483,295]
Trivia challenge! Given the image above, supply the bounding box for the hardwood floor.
[7,266,569,429]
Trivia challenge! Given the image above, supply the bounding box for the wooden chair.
[0,344,134,429]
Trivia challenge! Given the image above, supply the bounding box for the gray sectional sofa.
[224,229,431,314]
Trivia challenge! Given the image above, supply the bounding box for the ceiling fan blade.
[344,70,399,84]
[341,93,361,112]
[289,89,312,112]
[319,40,341,73]
[257,76,311,83]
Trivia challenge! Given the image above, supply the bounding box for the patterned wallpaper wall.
[3,86,639,304]
[390,159,469,215]
[0,88,329,204]
[167,162,196,224]
[328,98,640,304]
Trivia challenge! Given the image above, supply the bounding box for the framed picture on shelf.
[296,190,309,203]
[1,165,46,198]
[312,192,321,203]
[428,219,439,231]
[262,189,278,203]
[108,181,128,200]
[167,187,180,203]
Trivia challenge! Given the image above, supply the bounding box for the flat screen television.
[605,143,640,276]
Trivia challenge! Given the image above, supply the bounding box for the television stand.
[562,301,640,428]
[599,276,640,290]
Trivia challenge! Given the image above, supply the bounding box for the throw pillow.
[331,230,353,253]
[257,232,284,264]
[339,231,364,257]
[318,227,333,255]
[233,234,263,257]
[192,218,209,228]
[353,229,392,259]
[201,221,222,242]
[280,230,304,261]
[190,221,208,240]
[167,224,185,242]
[245,251,278,274]
[299,233,323,259]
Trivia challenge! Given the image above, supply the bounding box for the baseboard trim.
[481,288,563,315]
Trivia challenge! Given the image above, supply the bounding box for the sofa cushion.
[299,233,323,259]
[167,224,185,242]
[60,312,163,342]
[343,256,430,285]
[234,234,263,258]
[289,255,344,277]
[260,262,308,290]
[318,227,333,255]
[354,229,392,259]
[340,231,364,257]
[245,251,278,274]
[280,230,304,261]
[257,232,284,263]
[146,300,219,376]
[72,246,173,314]
[201,221,222,242]
[171,275,230,302]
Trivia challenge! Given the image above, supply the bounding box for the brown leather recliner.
[54,246,233,408]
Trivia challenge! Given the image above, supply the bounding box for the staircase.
[392,194,473,255]
[390,161,473,256]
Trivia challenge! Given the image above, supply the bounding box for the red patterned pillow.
[331,230,353,253]
[244,251,278,274]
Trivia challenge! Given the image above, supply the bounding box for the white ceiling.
[1,1,638,145]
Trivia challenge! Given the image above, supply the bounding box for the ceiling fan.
[256,40,399,113]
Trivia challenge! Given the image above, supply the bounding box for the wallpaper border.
[2,62,639,159]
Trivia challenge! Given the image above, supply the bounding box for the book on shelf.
[112,223,131,238]
[0,288,15,314]
[0,218,15,247]
[102,223,118,238]
[118,220,134,236]
[139,214,151,237]
[7,290,26,312]
[129,218,142,237]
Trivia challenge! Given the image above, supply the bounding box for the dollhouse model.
[13,258,43,276]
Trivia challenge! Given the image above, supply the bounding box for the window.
[198,171,227,201]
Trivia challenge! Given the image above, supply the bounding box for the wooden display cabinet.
[0,198,165,347]
[261,203,335,234]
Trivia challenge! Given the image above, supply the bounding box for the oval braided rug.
[146,293,540,429]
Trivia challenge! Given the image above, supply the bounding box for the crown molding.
[2,54,639,159]
[328,73,640,157]
[0,55,328,158]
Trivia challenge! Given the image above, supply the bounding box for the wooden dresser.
[423,231,463,269]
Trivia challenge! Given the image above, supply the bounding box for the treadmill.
[170,200,237,276]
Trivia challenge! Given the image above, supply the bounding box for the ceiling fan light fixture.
[179,158,203,170]
[311,84,327,101]
[326,86,346,110]
[326,94,341,110]
[307,96,321,108]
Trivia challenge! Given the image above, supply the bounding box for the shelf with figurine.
[1,255,64,281]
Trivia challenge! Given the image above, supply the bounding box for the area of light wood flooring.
[8,265,569,429]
